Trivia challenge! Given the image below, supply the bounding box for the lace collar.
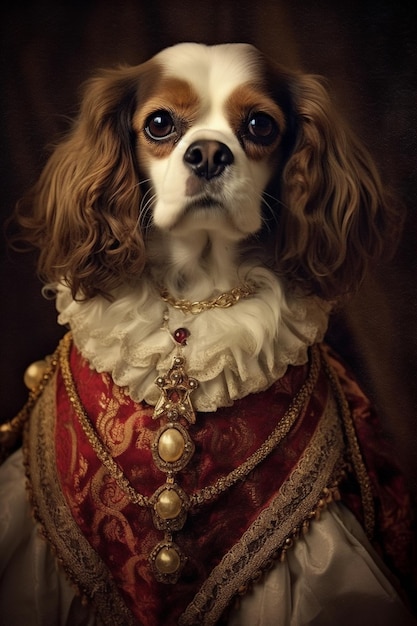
[56,268,330,412]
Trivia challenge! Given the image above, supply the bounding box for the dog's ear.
[275,73,401,300]
[14,64,153,300]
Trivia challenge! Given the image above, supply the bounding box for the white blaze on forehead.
[154,43,261,104]
[146,43,275,237]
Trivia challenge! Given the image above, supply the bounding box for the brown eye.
[145,111,176,141]
[246,112,278,144]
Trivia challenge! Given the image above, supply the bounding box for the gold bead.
[155,488,182,520]
[23,360,48,390]
[155,545,181,575]
[158,427,185,462]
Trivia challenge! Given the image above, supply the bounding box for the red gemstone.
[173,328,190,345]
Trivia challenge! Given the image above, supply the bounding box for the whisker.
[138,187,157,232]
[259,191,283,231]
[107,178,152,205]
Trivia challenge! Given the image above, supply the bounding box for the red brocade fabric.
[50,343,414,625]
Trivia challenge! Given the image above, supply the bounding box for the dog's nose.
[183,140,234,179]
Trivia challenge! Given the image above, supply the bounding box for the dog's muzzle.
[183,140,234,180]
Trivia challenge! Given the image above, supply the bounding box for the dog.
[0,43,415,626]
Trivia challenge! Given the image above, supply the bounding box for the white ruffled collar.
[56,268,330,412]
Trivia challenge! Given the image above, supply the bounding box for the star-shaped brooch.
[153,354,199,425]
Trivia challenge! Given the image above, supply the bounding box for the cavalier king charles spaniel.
[18,41,392,303]
[3,43,415,626]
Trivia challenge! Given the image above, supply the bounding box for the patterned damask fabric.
[24,342,414,625]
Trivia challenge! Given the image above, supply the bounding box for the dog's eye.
[246,113,278,144]
[145,111,176,141]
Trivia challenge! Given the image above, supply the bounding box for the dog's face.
[19,42,393,300]
[133,43,289,241]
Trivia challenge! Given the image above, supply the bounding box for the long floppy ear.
[276,73,401,301]
[14,63,153,300]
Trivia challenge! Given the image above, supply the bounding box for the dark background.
[1,1,416,501]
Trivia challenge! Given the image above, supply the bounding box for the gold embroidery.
[58,332,321,511]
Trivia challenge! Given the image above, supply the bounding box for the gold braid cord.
[320,349,375,538]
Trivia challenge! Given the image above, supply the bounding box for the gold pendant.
[149,326,198,583]
[149,538,187,584]
[151,421,195,473]
[149,483,189,531]
[153,355,198,424]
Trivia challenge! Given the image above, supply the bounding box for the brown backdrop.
[1,1,417,501]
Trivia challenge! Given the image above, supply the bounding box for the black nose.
[183,140,234,180]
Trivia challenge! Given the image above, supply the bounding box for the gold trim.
[178,349,377,624]
[24,365,137,626]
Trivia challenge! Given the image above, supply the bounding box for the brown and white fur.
[12,41,401,415]
[12,40,401,415]
[17,42,394,304]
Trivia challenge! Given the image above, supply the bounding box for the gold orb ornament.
[23,360,48,390]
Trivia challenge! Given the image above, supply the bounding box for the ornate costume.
[0,283,415,624]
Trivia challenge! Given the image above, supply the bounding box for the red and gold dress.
[0,280,415,625]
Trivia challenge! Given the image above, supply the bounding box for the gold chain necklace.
[159,283,255,315]
[58,331,321,584]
